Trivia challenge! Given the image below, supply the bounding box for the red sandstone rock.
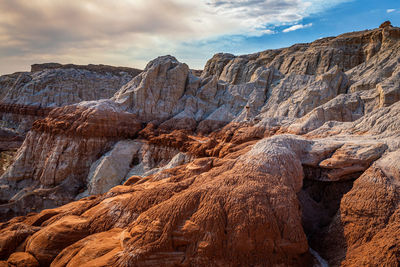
[7,252,39,267]
[1,136,314,266]
[25,216,90,266]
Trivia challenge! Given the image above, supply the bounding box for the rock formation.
[1,24,400,266]
[0,64,142,218]
[0,63,141,133]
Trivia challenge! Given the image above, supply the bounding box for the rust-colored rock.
[123,176,141,186]
[380,20,392,28]
[7,252,39,267]
[25,216,90,266]
[1,135,314,266]
[312,151,400,266]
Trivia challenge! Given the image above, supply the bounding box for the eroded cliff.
[0,63,141,133]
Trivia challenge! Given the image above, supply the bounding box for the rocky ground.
[0,23,399,266]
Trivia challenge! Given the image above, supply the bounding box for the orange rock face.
[312,151,400,266]
[7,252,39,267]
[0,135,313,266]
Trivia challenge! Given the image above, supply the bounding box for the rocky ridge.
[0,23,400,266]
[0,64,141,133]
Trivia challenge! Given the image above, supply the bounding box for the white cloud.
[0,0,351,73]
[387,9,396,13]
[282,23,313,33]
[261,29,276,35]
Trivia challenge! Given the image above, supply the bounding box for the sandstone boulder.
[7,252,39,267]
[25,216,89,266]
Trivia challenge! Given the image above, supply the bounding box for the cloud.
[261,29,276,35]
[282,23,313,33]
[387,9,396,13]
[0,0,351,73]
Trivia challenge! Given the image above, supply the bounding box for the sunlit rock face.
[1,24,400,266]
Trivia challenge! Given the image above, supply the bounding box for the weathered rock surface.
[0,100,142,219]
[0,127,23,151]
[202,26,391,78]
[85,140,143,196]
[114,55,274,133]
[1,135,315,266]
[310,150,400,266]
[0,64,141,133]
[7,252,39,267]
[1,23,400,266]
[30,63,141,77]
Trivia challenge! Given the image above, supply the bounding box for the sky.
[0,0,400,74]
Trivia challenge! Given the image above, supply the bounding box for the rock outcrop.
[0,100,142,220]
[30,63,141,77]
[1,23,400,266]
[0,64,141,133]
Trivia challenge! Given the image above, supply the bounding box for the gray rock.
[87,140,143,195]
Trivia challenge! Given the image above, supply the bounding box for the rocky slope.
[1,23,400,266]
[0,64,142,210]
[0,63,141,133]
